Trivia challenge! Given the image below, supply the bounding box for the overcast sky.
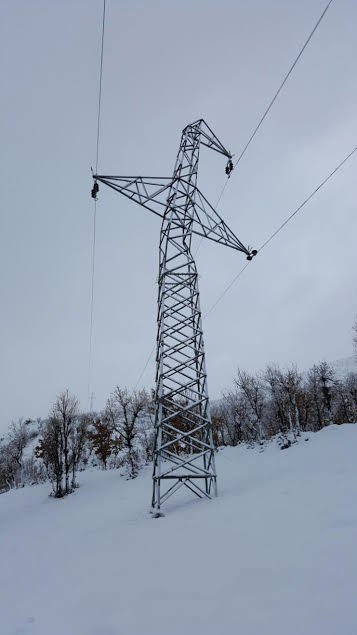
[1,0,356,432]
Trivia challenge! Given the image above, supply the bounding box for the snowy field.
[1,424,356,635]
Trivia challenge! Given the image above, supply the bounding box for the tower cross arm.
[93,174,173,219]
[184,119,232,158]
[189,185,253,256]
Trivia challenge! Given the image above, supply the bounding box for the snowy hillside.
[1,425,356,635]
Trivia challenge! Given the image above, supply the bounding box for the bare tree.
[0,441,16,492]
[334,372,357,424]
[304,362,337,431]
[279,366,302,438]
[7,420,29,485]
[264,366,289,437]
[35,391,81,497]
[346,372,357,421]
[235,370,266,443]
[212,391,253,447]
[106,387,149,478]
[88,415,114,469]
[0,420,30,491]
[35,416,64,497]
[69,414,89,489]
[137,391,156,463]
[211,401,228,447]
[52,391,79,494]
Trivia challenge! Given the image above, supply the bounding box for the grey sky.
[1,0,356,432]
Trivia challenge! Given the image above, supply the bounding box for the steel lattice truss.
[94,119,254,511]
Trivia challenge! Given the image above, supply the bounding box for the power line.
[100,0,336,392]
[233,0,334,172]
[95,0,106,175]
[135,142,357,385]
[195,0,334,259]
[203,143,357,319]
[258,146,357,252]
[199,0,337,323]
[87,202,97,407]
[134,344,156,390]
[132,142,356,387]
[258,145,357,253]
[87,0,106,408]
[203,262,250,320]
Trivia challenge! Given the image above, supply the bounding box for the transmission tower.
[93,119,255,512]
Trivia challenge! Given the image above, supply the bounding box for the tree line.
[1,319,356,497]
[211,361,357,449]
[0,387,153,497]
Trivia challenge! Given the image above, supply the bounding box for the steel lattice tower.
[93,119,254,511]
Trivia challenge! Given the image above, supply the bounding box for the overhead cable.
[87,0,106,409]
[195,0,334,258]
[122,0,336,389]
[233,0,335,172]
[203,143,357,319]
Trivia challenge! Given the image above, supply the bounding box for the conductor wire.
[88,0,106,409]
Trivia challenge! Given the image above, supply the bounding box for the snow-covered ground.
[1,424,356,635]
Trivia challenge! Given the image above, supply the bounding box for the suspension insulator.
[91,182,99,199]
[246,249,258,261]
[225,158,234,177]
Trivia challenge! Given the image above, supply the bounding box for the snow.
[1,425,356,635]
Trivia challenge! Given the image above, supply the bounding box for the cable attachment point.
[246,249,258,261]
[91,180,99,200]
[225,157,234,178]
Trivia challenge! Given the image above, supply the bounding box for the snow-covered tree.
[35,416,64,497]
[235,369,266,443]
[69,414,89,489]
[89,415,115,469]
[35,391,86,497]
[106,387,149,478]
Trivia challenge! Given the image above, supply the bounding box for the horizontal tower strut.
[93,174,252,256]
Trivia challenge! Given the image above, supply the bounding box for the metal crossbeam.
[95,175,249,254]
[93,118,253,511]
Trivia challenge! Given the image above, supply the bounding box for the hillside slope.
[1,425,356,635]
